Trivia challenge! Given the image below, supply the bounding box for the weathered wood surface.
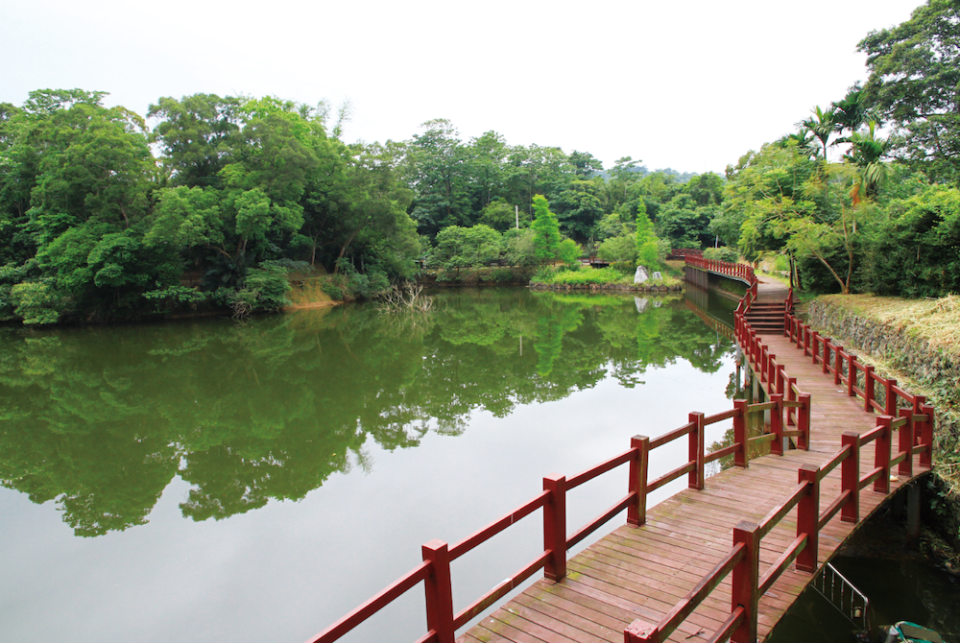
[460,279,923,643]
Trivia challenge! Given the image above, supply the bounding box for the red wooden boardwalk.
[458,279,931,643]
[311,269,934,643]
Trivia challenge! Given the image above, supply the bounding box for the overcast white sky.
[2,0,922,175]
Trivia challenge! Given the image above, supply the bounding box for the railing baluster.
[689,413,705,490]
[797,464,820,573]
[885,378,898,416]
[771,394,784,456]
[798,393,811,450]
[834,346,843,385]
[898,408,914,478]
[841,432,860,523]
[920,402,934,469]
[864,366,875,413]
[847,355,857,397]
[422,540,455,643]
[874,417,892,494]
[734,400,748,468]
[542,474,567,581]
[731,522,760,643]
[627,436,649,527]
[786,376,797,427]
[767,354,777,395]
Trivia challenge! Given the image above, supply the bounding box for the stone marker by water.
[634,266,649,284]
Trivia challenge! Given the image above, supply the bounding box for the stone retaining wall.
[807,299,960,545]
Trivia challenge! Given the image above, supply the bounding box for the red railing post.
[798,393,811,450]
[689,413,705,490]
[834,346,843,385]
[803,326,811,355]
[874,416,892,494]
[624,620,660,643]
[885,379,898,416]
[898,408,914,478]
[847,355,858,397]
[822,338,831,374]
[863,366,876,413]
[767,355,776,394]
[627,436,650,527]
[733,399,748,468]
[786,376,797,427]
[797,464,820,573]
[776,364,786,397]
[422,540,455,643]
[811,331,820,362]
[731,521,760,643]
[920,403,934,469]
[543,474,567,581]
[841,432,860,524]
[770,394,784,456]
[912,394,927,419]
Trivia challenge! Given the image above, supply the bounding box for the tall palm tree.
[831,86,869,139]
[777,130,819,159]
[799,106,836,162]
[844,121,888,202]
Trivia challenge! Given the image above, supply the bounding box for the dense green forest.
[0,88,722,324]
[1,0,958,324]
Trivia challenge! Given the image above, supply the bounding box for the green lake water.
[0,287,741,642]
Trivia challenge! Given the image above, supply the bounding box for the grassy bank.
[818,294,960,354]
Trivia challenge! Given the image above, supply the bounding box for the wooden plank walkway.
[460,279,927,643]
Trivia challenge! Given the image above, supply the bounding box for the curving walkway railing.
[623,259,936,643]
[686,255,758,289]
[307,257,936,643]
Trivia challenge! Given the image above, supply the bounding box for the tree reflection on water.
[0,288,735,536]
